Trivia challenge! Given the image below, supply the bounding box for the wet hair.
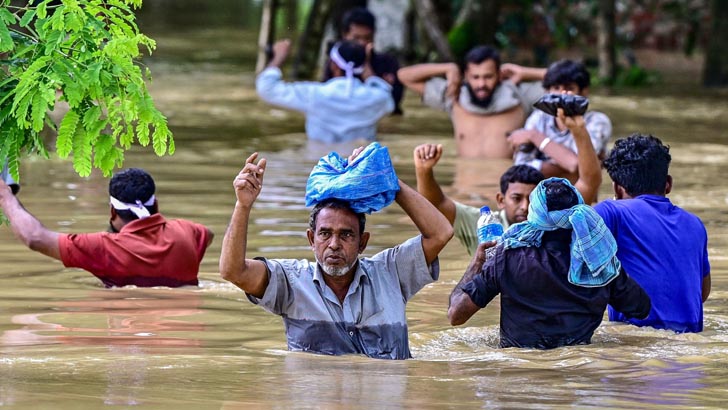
[602,134,671,197]
[544,180,579,211]
[342,7,375,32]
[309,199,366,235]
[500,165,545,194]
[542,59,590,91]
[109,168,157,222]
[464,45,501,71]
[331,40,366,68]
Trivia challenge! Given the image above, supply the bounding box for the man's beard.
[316,256,356,277]
[465,83,494,108]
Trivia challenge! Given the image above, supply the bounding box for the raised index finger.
[245,152,259,166]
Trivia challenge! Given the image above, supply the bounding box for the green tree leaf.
[19,9,36,27]
[0,19,14,53]
[57,109,80,158]
[1,0,174,183]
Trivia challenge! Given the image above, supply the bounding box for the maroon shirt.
[59,214,210,287]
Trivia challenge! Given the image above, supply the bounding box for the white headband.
[109,195,156,219]
[330,43,365,95]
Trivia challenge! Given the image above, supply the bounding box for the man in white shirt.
[256,39,394,143]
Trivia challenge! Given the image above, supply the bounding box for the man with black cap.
[0,168,213,287]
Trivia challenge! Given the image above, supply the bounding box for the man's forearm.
[571,124,601,204]
[219,202,267,295]
[449,246,484,308]
[394,180,453,264]
[398,63,458,94]
[519,67,547,82]
[447,254,484,325]
[0,190,61,259]
[415,168,447,212]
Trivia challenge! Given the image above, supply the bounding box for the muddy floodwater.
[1,3,728,409]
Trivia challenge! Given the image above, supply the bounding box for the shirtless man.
[398,46,546,158]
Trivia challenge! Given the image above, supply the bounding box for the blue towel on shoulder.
[305,142,400,214]
[501,177,621,287]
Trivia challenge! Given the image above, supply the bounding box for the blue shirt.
[595,195,710,332]
[247,236,439,359]
[256,67,394,143]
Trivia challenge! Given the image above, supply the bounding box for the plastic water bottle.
[477,206,503,244]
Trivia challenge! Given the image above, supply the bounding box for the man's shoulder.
[60,230,108,243]
[261,257,318,285]
[264,257,315,272]
[422,77,452,112]
[594,198,626,215]
[525,108,551,128]
[584,111,612,128]
[455,200,480,215]
[165,217,206,229]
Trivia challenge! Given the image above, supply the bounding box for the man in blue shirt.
[595,134,711,332]
[256,39,394,143]
[219,151,453,359]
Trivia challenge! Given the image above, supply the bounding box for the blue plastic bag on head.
[305,142,400,214]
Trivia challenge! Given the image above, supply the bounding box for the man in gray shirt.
[219,150,453,359]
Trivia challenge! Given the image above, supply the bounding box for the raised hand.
[347,146,366,164]
[268,39,291,67]
[413,143,443,171]
[361,43,375,81]
[500,63,524,83]
[234,153,267,207]
[557,108,586,131]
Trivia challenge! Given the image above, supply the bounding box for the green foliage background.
[0,0,173,182]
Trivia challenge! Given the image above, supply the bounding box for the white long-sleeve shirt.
[256,67,394,143]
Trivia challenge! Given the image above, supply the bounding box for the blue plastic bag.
[305,142,400,214]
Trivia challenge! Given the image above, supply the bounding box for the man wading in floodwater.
[219,150,453,359]
[0,168,213,287]
[448,178,651,349]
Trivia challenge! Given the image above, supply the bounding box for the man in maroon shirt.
[0,168,213,287]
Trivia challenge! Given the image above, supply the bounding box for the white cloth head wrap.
[109,195,156,219]
[329,43,365,96]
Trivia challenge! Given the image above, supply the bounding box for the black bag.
[533,93,589,117]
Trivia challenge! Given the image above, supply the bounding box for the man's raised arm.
[219,153,270,298]
[413,143,457,225]
[0,179,60,260]
[393,179,453,266]
[500,63,547,84]
[560,110,602,204]
[397,62,460,97]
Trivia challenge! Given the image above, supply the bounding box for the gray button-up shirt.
[247,236,439,359]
